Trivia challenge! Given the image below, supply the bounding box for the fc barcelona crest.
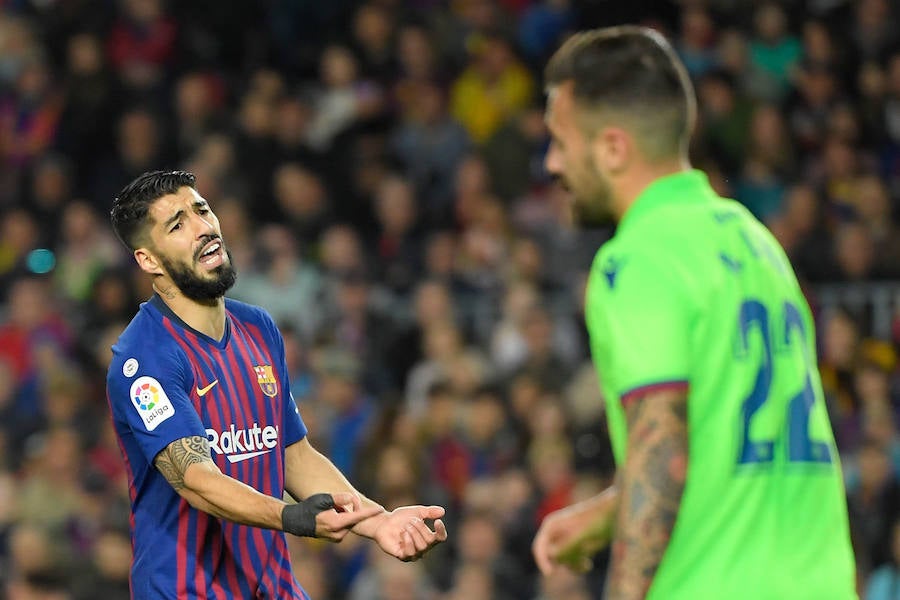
[253,365,278,397]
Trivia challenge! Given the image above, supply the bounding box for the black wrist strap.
[282,493,335,537]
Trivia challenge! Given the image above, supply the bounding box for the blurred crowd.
[0,0,899,598]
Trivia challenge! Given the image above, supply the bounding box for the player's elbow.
[179,461,223,498]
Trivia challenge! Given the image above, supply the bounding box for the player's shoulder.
[224,297,278,334]
[108,301,188,384]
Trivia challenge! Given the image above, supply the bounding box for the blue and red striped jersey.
[107,295,310,600]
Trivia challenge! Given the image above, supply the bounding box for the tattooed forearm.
[154,436,213,491]
[606,391,688,600]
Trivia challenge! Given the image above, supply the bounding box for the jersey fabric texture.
[107,295,309,600]
[585,170,857,600]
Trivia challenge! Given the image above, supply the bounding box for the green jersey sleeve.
[586,249,694,403]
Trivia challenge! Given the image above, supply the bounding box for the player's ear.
[592,126,631,175]
[134,247,164,276]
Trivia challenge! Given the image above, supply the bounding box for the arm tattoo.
[154,436,213,491]
[606,391,688,600]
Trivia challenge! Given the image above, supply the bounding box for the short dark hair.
[545,26,696,159]
[110,170,196,250]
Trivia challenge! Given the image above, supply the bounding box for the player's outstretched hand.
[283,492,383,542]
[532,498,614,576]
[371,505,448,562]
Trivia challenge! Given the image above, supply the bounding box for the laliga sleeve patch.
[129,376,175,431]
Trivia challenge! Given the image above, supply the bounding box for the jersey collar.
[149,294,232,349]
[617,169,716,232]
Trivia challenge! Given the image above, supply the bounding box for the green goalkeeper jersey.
[585,170,857,600]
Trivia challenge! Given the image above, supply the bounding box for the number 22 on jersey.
[735,299,833,466]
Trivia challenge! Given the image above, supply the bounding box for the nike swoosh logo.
[226,449,272,463]
[196,380,219,397]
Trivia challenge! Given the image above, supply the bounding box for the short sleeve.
[108,344,207,464]
[587,249,693,402]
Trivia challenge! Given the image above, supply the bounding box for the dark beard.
[160,249,237,301]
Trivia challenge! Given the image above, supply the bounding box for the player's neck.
[153,281,227,341]
[612,156,691,222]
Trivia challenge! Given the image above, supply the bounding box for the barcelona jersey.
[107,295,309,599]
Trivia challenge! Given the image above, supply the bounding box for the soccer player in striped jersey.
[531,27,857,599]
[106,171,447,600]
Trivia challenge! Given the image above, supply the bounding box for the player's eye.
[169,222,182,233]
[198,208,210,215]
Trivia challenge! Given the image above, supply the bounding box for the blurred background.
[0,0,899,598]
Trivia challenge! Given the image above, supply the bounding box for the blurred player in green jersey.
[531,26,857,600]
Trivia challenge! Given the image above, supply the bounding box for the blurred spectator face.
[375,444,417,499]
[255,225,300,277]
[457,0,498,31]
[413,280,451,326]
[93,529,132,581]
[834,223,874,279]
[376,176,416,235]
[681,7,714,47]
[175,73,215,124]
[857,0,890,28]
[61,201,98,246]
[424,320,462,361]
[335,275,370,317]
[855,364,890,404]
[858,62,885,99]
[502,281,538,323]
[827,104,860,143]
[458,513,501,563]
[511,237,543,281]
[16,58,50,100]
[396,25,434,79]
[275,97,312,146]
[477,37,515,81]
[44,378,84,426]
[425,386,458,437]
[782,184,818,234]
[799,67,836,106]
[320,225,363,273]
[852,175,890,223]
[117,110,158,166]
[717,29,748,73]
[194,134,236,176]
[239,93,274,138]
[41,428,83,483]
[9,524,54,575]
[424,231,457,277]
[448,563,494,600]
[274,164,326,220]
[698,75,735,116]
[465,390,505,445]
[92,271,133,316]
[749,104,785,149]
[529,437,574,492]
[754,3,788,43]
[320,45,358,88]
[823,137,856,179]
[447,352,484,396]
[353,3,392,53]
[858,443,891,491]
[1,209,38,259]
[214,197,250,247]
[316,370,359,414]
[802,21,833,65]
[8,277,50,330]
[823,310,858,368]
[509,375,541,421]
[32,156,71,211]
[248,69,285,102]
[529,396,568,439]
[407,81,445,124]
[93,322,127,370]
[523,307,553,356]
[124,0,163,24]
[66,33,103,76]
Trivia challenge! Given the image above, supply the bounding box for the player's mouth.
[196,238,225,269]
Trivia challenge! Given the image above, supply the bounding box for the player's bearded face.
[158,236,237,301]
[569,147,614,222]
